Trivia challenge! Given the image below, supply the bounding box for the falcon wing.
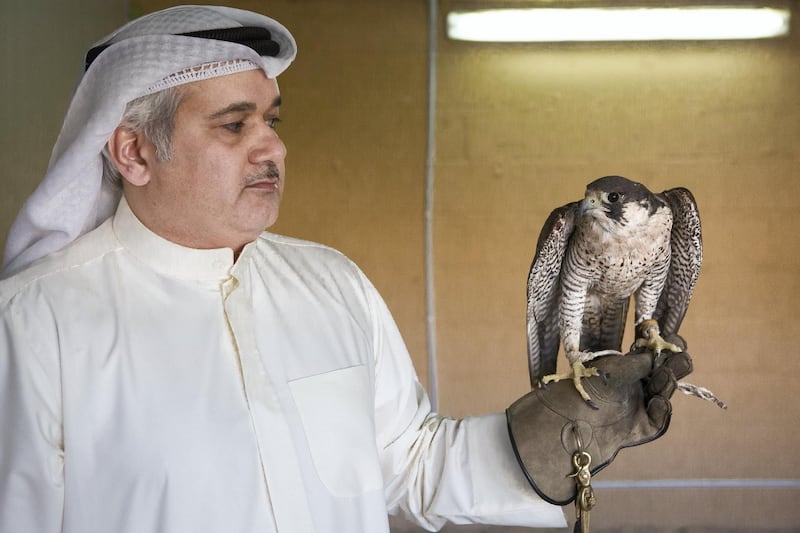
[654,187,703,336]
[526,201,579,387]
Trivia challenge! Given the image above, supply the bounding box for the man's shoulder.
[253,232,371,286]
[257,232,354,264]
[0,220,119,303]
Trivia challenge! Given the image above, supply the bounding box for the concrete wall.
[3,0,799,530]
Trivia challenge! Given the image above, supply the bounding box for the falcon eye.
[608,192,620,203]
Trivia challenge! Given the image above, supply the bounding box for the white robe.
[0,198,565,532]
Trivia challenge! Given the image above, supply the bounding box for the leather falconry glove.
[506,335,693,505]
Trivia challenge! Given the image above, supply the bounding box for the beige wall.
[433,1,800,530]
[3,0,799,530]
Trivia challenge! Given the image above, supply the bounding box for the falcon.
[526,175,702,408]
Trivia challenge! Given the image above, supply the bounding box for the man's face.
[139,69,286,252]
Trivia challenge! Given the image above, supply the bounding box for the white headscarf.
[2,5,296,277]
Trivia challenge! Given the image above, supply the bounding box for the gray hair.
[101,86,185,188]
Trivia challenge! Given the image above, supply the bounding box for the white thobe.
[0,199,565,532]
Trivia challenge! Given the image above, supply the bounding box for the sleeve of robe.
[363,272,566,531]
[0,292,65,533]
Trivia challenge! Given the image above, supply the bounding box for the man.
[0,6,687,532]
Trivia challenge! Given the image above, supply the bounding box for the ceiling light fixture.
[446,6,791,42]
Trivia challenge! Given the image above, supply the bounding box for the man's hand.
[506,338,692,505]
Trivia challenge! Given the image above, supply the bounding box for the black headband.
[84,26,280,72]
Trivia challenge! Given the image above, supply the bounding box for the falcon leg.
[542,359,602,409]
[635,319,682,355]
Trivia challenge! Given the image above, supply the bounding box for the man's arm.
[360,273,566,530]
[0,299,65,532]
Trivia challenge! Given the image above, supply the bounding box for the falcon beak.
[580,191,603,215]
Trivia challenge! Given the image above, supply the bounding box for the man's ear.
[107,125,152,187]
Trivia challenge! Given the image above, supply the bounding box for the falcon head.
[581,175,661,231]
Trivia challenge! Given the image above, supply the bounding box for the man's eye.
[266,117,281,130]
[223,121,245,133]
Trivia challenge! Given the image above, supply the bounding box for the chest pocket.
[288,365,383,497]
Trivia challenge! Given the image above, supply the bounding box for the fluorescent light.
[447,7,791,42]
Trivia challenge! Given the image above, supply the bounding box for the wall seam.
[425,0,439,411]
[595,479,800,489]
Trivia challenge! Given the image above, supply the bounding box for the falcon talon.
[653,350,668,368]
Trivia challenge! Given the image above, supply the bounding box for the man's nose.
[250,124,287,163]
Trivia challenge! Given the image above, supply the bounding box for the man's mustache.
[246,162,281,184]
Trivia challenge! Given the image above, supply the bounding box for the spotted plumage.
[526,176,702,406]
